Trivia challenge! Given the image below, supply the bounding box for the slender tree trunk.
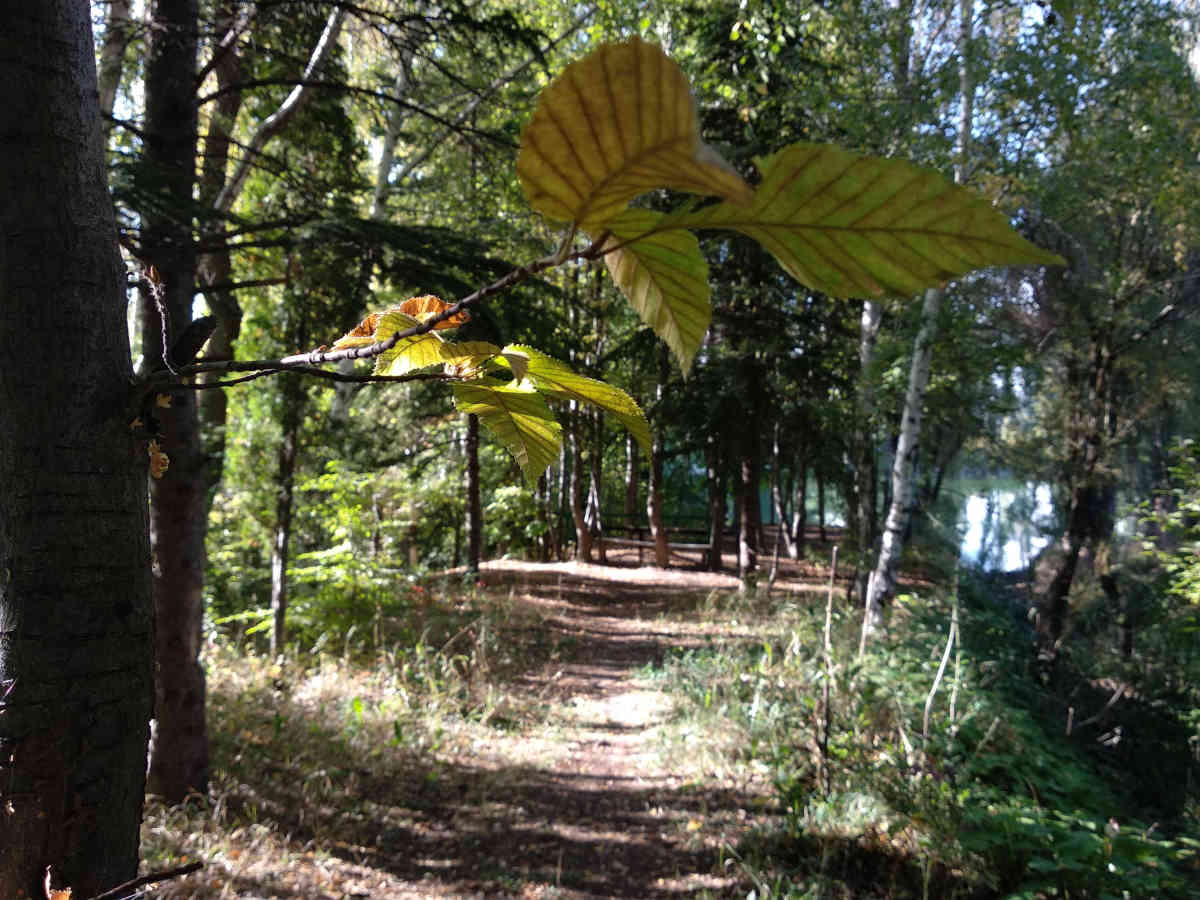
[707,436,726,572]
[0,3,153,892]
[771,424,798,558]
[863,286,942,631]
[536,472,553,561]
[586,411,605,562]
[736,355,765,589]
[141,0,210,803]
[569,409,593,562]
[738,454,761,589]
[647,348,670,567]
[624,433,639,518]
[817,468,828,542]
[465,413,482,572]
[197,0,246,494]
[269,375,304,657]
[97,0,133,128]
[792,456,808,559]
[854,299,883,599]
[863,0,974,639]
[647,434,669,568]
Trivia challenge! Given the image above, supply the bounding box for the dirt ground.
[150,551,841,898]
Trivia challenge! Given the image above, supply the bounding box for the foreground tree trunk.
[0,2,153,892]
[141,0,210,802]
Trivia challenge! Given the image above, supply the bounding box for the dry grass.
[138,565,796,898]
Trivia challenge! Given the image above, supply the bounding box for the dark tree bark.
[0,2,153,893]
[816,467,828,542]
[141,0,210,803]
[465,413,482,572]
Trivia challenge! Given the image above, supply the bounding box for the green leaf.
[452,378,561,486]
[438,341,502,378]
[371,310,445,376]
[516,37,752,227]
[498,345,651,454]
[594,209,711,374]
[676,142,1065,299]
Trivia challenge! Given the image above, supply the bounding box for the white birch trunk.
[862,0,974,638]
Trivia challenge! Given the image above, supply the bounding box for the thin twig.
[165,367,452,389]
[922,601,958,742]
[133,233,613,406]
[1074,681,1129,732]
[821,545,838,797]
[857,570,874,660]
[86,861,203,900]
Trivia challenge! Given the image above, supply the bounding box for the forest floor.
[143,549,842,898]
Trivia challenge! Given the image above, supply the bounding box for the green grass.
[648,578,1200,899]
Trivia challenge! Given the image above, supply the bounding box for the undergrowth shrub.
[653,579,1200,898]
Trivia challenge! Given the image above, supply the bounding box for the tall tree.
[0,0,152,892]
[862,0,975,634]
[991,0,1200,660]
[139,0,210,802]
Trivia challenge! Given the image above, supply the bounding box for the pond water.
[959,481,1054,572]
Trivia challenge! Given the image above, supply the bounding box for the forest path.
[384,561,772,897]
[406,559,774,898]
[154,556,836,899]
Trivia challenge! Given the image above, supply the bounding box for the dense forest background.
[80,0,1200,894]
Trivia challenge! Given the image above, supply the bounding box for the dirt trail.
[403,559,770,898]
[158,558,825,899]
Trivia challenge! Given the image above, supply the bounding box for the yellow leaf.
[677,142,1065,299]
[516,37,752,227]
[439,341,501,378]
[453,379,561,486]
[596,209,711,373]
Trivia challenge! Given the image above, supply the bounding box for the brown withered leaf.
[148,440,169,479]
[331,312,383,349]
[396,295,468,329]
[331,297,467,351]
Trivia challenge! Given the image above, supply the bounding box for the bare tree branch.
[214,5,347,213]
